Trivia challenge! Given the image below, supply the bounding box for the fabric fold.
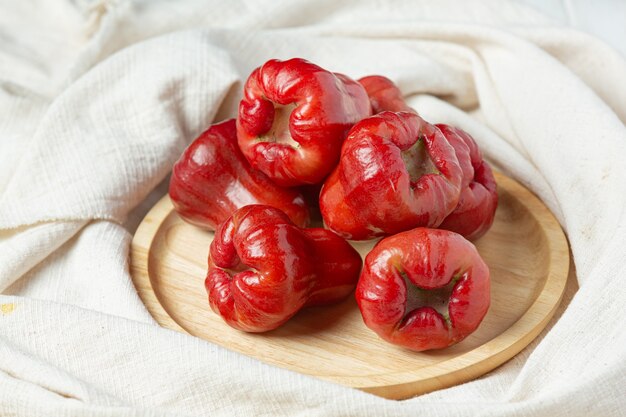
[0,33,240,229]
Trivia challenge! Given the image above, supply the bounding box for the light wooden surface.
[130,172,569,400]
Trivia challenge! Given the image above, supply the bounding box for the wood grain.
[130,172,569,400]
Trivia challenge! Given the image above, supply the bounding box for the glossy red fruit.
[237,58,372,187]
[436,124,498,240]
[320,111,463,240]
[356,228,490,351]
[358,75,415,114]
[169,119,309,230]
[206,205,362,332]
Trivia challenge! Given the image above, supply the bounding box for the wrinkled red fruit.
[320,111,463,240]
[436,124,498,240]
[237,58,372,186]
[356,228,490,351]
[206,205,362,332]
[358,75,415,114]
[169,119,309,230]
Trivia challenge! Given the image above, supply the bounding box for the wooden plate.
[130,172,569,400]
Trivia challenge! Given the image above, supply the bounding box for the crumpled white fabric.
[1,0,625,415]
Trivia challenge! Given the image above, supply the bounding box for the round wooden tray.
[130,172,569,400]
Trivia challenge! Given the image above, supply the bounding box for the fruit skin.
[357,76,497,240]
[237,58,372,187]
[356,227,490,351]
[320,111,463,241]
[436,124,498,240]
[169,119,309,230]
[206,205,362,332]
[358,75,415,114]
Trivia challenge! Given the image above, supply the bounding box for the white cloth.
[1,0,625,415]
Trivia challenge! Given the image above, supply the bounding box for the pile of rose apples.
[169,58,498,351]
